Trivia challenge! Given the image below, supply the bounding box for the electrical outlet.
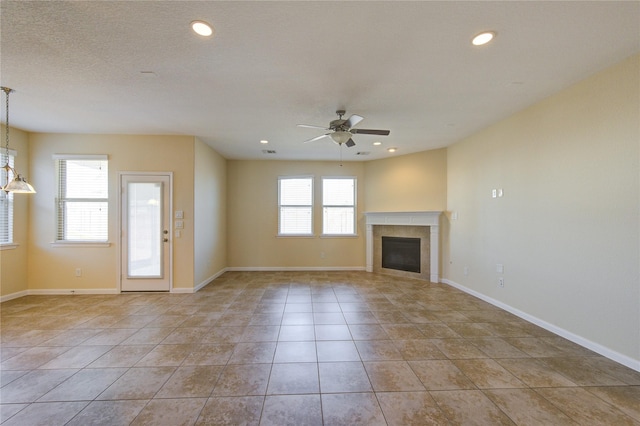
[463,266,469,276]
[498,277,504,288]
[320,251,326,259]
[75,268,82,277]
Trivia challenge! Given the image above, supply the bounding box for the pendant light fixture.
[1,87,35,193]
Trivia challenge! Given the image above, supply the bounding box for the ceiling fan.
[298,110,390,147]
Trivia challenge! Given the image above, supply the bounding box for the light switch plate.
[175,210,184,219]
[175,220,184,229]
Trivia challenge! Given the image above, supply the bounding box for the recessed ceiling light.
[387,147,397,153]
[260,140,269,144]
[191,20,214,37]
[373,141,382,146]
[472,31,496,46]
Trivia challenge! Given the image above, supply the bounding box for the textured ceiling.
[1,1,638,161]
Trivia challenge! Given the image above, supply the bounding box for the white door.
[120,173,171,291]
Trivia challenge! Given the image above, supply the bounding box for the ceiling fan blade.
[344,114,364,129]
[303,133,331,143]
[345,138,356,148]
[297,124,329,130]
[350,128,390,136]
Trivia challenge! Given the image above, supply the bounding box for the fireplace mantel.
[364,211,442,283]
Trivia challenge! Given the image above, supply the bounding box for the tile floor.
[1,271,639,425]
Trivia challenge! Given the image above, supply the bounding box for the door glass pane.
[128,182,163,278]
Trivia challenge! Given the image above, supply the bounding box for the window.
[322,177,356,235]
[278,176,313,235]
[0,150,15,244]
[55,155,108,242]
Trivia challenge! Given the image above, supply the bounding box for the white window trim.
[278,175,314,237]
[53,154,110,245]
[321,176,358,237]
[52,154,108,161]
[50,241,111,248]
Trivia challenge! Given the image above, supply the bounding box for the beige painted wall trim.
[442,278,640,372]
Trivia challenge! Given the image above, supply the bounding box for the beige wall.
[27,133,196,292]
[227,160,365,268]
[446,54,640,365]
[0,126,30,298]
[363,148,447,212]
[193,138,227,288]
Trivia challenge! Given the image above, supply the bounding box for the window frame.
[53,154,109,245]
[321,176,357,237]
[0,149,16,248]
[278,175,314,237]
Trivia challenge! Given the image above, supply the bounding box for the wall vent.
[356,151,370,156]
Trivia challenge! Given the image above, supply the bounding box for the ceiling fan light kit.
[330,131,352,145]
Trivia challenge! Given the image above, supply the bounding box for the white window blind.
[322,177,356,235]
[279,177,313,235]
[55,155,108,241]
[0,151,15,243]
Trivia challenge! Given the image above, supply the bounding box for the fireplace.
[364,211,441,282]
[382,237,421,273]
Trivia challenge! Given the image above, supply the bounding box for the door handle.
[163,238,169,242]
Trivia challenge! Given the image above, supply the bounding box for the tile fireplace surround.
[365,212,442,283]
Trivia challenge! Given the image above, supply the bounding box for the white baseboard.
[170,287,194,294]
[189,268,230,293]
[1,288,119,301]
[0,290,29,303]
[226,266,366,272]
[28,288,120,296]
[441,278,640,372]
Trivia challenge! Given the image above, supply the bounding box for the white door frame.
[118,171,173,292]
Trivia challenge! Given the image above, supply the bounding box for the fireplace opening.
[381,236,421,273]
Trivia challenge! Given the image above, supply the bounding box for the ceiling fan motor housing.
[330,118,349,131]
